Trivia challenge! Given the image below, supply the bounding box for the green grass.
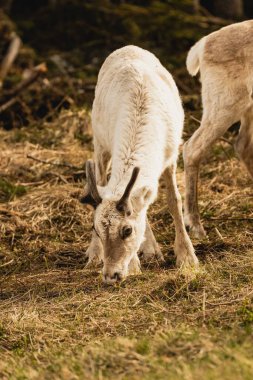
[0,178,27,202]
[2,326,253,379]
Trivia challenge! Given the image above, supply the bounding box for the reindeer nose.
[112,272,122,281]
[103,271,123,284]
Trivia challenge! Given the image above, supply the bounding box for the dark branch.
[27,154,84,171]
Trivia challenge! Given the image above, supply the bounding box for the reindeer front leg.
[139,218,164,262]
[85,230,104,267]
[164,164,198,268]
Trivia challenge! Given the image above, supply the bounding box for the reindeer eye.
[120,225,133,240]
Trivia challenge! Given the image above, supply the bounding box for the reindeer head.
[81,160,152,284]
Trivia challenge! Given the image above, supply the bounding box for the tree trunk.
[0,0,13,12]
[244,0,253,17]
[214,0,243,19]
[193,0,200,12]
[201,0,243,19]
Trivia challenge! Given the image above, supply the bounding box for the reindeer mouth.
[103,271,124,284]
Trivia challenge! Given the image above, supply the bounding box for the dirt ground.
[0,104,252,379]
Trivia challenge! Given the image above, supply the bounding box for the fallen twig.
[206,288,253,307]
[0,259,14,268]
[49,171,69,184]
[3,63,47,99]
[214,227,224,240]
[37,95,74,126]
[0,32,21,87]
[0,206,22,217]
[208,217,253,221]
[199,9,231,26]
[0,63,47,114]
[190,115,201,124]
[0,97,18,113]
[27,154,84,171]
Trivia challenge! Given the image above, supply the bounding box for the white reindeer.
[81,45,198,284]
[184,20,253,238]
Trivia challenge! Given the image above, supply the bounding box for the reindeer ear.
[131,186,153,213]
[80,193,98,209]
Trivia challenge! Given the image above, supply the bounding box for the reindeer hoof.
[176,252,199,269]
[85,245,102,267]
[128,255,141,275]
[190,224,207,240]
[139,242,164,263]
[184,215,207,240]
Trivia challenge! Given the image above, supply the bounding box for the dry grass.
[0,107,252,379]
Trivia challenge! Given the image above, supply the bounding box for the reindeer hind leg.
[235,104,253,179]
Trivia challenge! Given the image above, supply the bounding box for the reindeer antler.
[116,167,140,212]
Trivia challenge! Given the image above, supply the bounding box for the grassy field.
[0,104,252,380]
